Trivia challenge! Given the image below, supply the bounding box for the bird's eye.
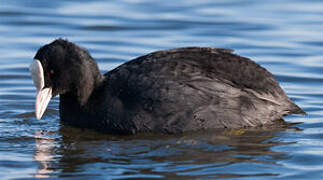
[47,69,54,78]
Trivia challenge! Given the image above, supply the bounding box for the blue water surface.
[0,0,322,179]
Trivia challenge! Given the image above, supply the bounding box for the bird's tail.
[288,102,306,115]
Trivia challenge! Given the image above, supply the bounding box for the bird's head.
[29,39,101,119]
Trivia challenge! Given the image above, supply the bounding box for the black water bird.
[29,39,305,134]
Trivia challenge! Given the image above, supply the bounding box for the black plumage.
[32,39,305,134]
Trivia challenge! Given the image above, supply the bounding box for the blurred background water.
[0,0,322,179]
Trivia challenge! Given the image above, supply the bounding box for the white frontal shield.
[29,59,52,120]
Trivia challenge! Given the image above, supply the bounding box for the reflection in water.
[34,131,56,178]
[32,125,296,179]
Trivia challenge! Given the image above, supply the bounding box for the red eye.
[47,70,54,78]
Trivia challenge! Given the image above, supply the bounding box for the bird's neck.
[59,78,105,128]
[64,72,104,106]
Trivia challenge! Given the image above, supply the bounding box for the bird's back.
[103,47,304,134]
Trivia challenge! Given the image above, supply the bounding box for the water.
[0,0,321,179]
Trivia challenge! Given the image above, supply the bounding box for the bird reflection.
[33,123,300,178]
[34,131,56,178]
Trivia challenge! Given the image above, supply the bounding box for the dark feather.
[33,40,305,134]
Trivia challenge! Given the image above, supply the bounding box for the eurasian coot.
[29,39,305,134]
